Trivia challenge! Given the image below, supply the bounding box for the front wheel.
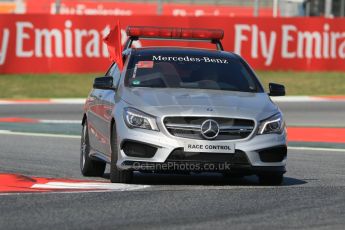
[258,174,284,185]
[110,123,133,183]
[80,121,106,177]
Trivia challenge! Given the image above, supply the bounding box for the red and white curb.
[0,96,345,105]
[0,130,80,139]
[272,96,345,102]
[0,99,85,105]
[0,174,149,194]
[0,117,80,124]
[0,124,345,143]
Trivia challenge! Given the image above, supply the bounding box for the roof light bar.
[126,26,224,41]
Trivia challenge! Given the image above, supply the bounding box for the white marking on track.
[0,130,80,139]
[272,96,318,102]
[39,119,80,124]
[0,101,50,105]
[0,130,344,152]
[288,146,345,152]
[31,182,149,191]
[1,97,344,105]
[0,99,85,105]
[50,99,85,104]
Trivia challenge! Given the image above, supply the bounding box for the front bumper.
[121,161,286,175]
[115,114,287,174]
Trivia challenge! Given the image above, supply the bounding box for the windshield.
[125,53,263,93]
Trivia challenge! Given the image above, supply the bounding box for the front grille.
[164,117,255,140]
[258,146,287,162]
[166,148,250,165]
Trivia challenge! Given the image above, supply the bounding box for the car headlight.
[123,108,159,131]
[258,113,285,135]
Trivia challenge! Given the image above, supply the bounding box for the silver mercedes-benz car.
[81,26,287,185]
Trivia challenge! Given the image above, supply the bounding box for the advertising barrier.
[0,15,344,73]
[25,0,273,17]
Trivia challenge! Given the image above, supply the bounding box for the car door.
[87,65,115,154]
[97,63,120,157]
[87,86,106,154]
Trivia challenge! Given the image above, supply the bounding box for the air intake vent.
[258,146,287,162]
[122,141,157,158]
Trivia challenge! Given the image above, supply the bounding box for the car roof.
[129,47,240,59]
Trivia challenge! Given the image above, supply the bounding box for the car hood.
[119,87,279,121]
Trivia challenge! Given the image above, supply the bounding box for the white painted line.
[50,99,85,104]
[0,130,79,139]
[272,96,327,102]
[0,99,85,105]
[0,130,344,152]
[288,146,345,152]
[1,97,344,105]
[0,101,51,105]
[31,182,149,191]
[0,189,148,196]
[39,119,80,124]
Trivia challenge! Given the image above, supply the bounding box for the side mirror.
[269,83,285,96]
[93,77,114,90]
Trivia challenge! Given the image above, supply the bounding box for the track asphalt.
[0,100,344,229]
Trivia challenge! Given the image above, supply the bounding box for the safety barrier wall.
[0,15,344,73]
[24,0,274,17]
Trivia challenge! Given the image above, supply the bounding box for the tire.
[258,174,284,185]
[110,122,133,183]
[80,121,106,177]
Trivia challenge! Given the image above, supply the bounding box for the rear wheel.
[110,123,133,183]
[80,121,106,177]
[258,174,284,185]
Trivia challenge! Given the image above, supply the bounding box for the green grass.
[258,71,345,96]
[0,74,96,99]
[0,72,344,98]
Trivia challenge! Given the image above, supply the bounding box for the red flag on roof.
[103,20,123,71]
